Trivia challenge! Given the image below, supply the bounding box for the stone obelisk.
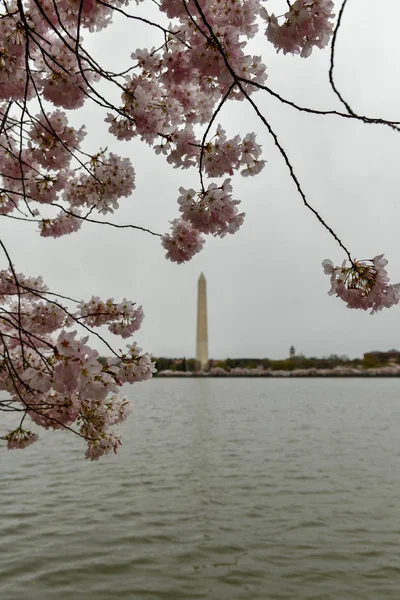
[196,273,209,371]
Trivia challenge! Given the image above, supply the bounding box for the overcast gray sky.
[3,0,400,360]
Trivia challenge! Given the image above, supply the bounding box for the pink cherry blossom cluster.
[39,39,99,110]
[105,0,269,262]
[202,127,266,178]
[47,0,135,33]
[64,152,135,215]
[5,428,39,450]
[153,126,266,181]
[178,178,245,238]
[322,255,400,314]
[0,0,334,268]
[0,269,47,297]
[1,111,135,230]
[0,0,137,233]
[0,268,155,459]
[40,211,83,238]
[77,296,144,338]
[261,0,335,57]
[118,342,157,384]
[28,111,87,171]
[161,218,205,264]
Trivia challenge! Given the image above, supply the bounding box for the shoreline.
[156,370,400,378]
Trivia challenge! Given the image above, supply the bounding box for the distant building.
[364,350,400,364]
[289,345,295,358]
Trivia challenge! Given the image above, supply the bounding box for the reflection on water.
[2,378,400,599]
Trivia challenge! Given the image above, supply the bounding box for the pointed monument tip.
[199,272,205,280]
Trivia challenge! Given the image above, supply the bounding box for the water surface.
[2,378,400,599]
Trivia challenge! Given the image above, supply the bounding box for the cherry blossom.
[0,266,155,459]
[118,342,157,383]
[4,428,39,450]
[65,153,136,215]
[28,111,86,171]
[161,218,205,264]
[322,255,400,313]
[40,212,82,238]
[177,179,245,237]
[261,1,335,57]
[77,297,144,338]
[202,127,266,178]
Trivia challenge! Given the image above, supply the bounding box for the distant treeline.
[153,352,400,373]
[97,351,400,373]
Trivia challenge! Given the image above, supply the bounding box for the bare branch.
[329,0,354,114]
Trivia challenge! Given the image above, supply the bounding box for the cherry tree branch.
[51,204,162,236]
[198,82,236,191]
[329,0,354,114]
[189,0,354,262]
[236,76,400,133]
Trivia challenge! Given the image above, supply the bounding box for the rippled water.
[2,378,400,599]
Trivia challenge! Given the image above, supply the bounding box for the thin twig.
[329,0,354,114]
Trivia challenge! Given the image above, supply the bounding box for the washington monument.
[196,273,209,371]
